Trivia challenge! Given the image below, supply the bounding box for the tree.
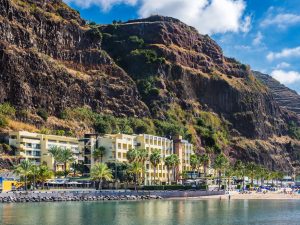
[36,165,53,189]
[275,171,284,187]
[127,161,144,191]
[14,160,33,191]
[91,163,113,190]
[58,149,74,178]
[169,154,180,182]
[190,154,199,179]
[30,165,39,190]
[225,165,234,190]
[164,156,173,185]
[201,154,210,178]
[213,153,229,190]
[255,166,263,186]
[150,150,161,184]
[126,149,139,163]
[93,146,106,163]
[138,148,148,164]
[246,162,257,186]
[234,160,246,190]
[48,146,62,174]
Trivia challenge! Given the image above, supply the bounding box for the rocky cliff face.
[0,1,300,171]
[101,16,295,139]
[0,0,149,117]
[254,71,300,118]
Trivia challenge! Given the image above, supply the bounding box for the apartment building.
[81,133,194,184]
[9,131,81,171]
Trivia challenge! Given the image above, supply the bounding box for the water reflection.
[1,199,300,225]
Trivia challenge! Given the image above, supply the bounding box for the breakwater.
[0,190,225,203]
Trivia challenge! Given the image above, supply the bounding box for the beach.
[200,191,300,200]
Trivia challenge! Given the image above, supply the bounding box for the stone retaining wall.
[0,190,225,203]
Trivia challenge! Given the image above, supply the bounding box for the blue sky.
[64,0,300,93]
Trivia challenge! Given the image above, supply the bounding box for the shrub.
[0,115,8,127]
[128,36,144,48]
[94,119,112,134]
[87,27,102,41]
[40,127,51,135]
[55,130,65,136]
[0,103,16,117]
[289,122,300,140]
[37,108,49,121]
[130,49,164,64]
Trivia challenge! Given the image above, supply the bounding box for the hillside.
[254,71,300,117]
[0,0,300,172]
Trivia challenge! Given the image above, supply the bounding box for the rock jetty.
[0,194,162,203]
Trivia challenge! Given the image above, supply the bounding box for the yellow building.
[1,180,24,192]
[9,131,82,171]
[81,133,194,184]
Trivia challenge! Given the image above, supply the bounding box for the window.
[123,153,127,158]
[25,143,32,148]
[117,143,121,149]
[118,152,121,158]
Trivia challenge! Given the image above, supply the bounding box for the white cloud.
[64,0,137,11]
[261,13,300,28]
[271,70,300,85]
[138,0,250,35]
[64,0,250,35]
[252,31,263,46]
[267,46,300,61]
[275,62,290,69]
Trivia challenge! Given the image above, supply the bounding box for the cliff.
[254,71,300,118]
[0,0,299,172]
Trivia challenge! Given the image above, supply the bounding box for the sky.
[64,0,300,94]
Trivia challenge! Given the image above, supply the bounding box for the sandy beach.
[199,191,300,200]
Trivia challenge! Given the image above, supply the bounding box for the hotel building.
[81,133,194,184]
[9,131,82,171]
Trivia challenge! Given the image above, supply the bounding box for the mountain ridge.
[0,0,299,172]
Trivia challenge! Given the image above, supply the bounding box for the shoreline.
[195,192,300,200]
[1,190,300,203]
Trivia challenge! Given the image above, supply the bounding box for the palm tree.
[138,149,148,164]
[91,163,113,190]
[225,165,234,190]
[234,160,246,190]
[190,154,199,179]
[36,165,53,189]
[30,165,39,190]
[246,162,257,186]
[127,161,144,191]
[126,149,139,163]
[93,146,106,163]
[170,154,180,183]
[213,153,229,190]
[48,146,62,174]
[150,150,161,184]
[201,154,210,178]
[58,148,74,178]
[138,149,148,184]
[165,156,173,185]
[260,167,268,186]
[263,170,272,185]
[14,160,33,191]
[275,171,284,187]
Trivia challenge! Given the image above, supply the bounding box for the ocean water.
[0,199,299,225]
